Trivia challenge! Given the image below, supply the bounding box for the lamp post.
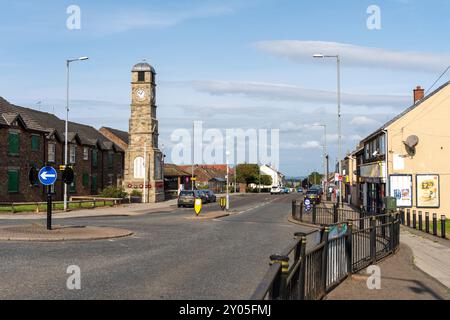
[64,56,89,211]
[313,54,342,205]
[312,124,327,191]
[226,151,230,211]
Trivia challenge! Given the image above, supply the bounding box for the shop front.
[360,162,387,214]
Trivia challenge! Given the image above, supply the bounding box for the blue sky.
[1,0,450,176]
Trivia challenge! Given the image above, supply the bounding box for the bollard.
[418,211,423,231]
[425,212,430,234]
[441,216,447,239]
[413,210,417,229]
[312,205,317,225]
[433,213,438,236]
[292,200,296,220]
[407,209,411,227]
[294,232,307,300]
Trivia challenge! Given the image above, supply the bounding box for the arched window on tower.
[134,157,145,179]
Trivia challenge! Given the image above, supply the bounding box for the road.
[0,193,317,300]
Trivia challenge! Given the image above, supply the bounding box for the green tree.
[236,164,259,186]
[308,172,323,186]
[259,175,273,186]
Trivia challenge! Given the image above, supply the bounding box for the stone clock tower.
[124,61,164,203]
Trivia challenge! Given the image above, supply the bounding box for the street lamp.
[226,151,231,211]
[64,56,89,211]
[312,124,328,190]
[313,53,342,206]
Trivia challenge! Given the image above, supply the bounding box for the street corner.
[0,224,133,242]
[184,211,230,221]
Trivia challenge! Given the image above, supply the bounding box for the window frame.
[69,145,76,164]
[7,170,19,193]
[8,132,20,156]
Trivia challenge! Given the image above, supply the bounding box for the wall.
[387,84,450,218]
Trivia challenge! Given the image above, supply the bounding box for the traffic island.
[185,211,230,221]
[0,224,133,242]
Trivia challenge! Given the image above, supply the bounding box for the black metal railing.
[400,209,447,239]
[252,212,401,300]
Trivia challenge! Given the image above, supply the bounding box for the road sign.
[194,198,202,216]
[305,205,312,212]
[220,197,227,211]
[304,199,311,206]
[38,166,58,186]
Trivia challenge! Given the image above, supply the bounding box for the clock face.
[136,88,147,102]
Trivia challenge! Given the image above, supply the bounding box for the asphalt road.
[0,193,317,300]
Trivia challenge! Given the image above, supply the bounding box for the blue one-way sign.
[38,166,58,186]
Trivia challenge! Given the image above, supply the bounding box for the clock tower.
[124,61,164,203]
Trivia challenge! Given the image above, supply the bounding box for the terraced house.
[0,97,125,202]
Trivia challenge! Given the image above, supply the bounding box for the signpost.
[38,166,58,230]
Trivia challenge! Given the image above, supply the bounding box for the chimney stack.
[414,86,425,103]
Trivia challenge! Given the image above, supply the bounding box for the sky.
[1,0,450,176]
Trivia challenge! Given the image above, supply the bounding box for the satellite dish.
[404,135,419,156]
[404,135,419,148]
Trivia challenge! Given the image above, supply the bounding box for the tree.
[308,172,323,186]
[259,175,273,186]
[236,164,259,186]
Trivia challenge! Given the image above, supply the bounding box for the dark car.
[305,189,322,205]
[178,190,202,208]
[197,190,209,204]
[203,190,217,203]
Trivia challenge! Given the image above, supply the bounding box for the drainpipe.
[383,129,389,200]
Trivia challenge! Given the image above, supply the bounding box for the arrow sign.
[38,166,58,186]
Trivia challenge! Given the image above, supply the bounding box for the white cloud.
[92,5,234,35]
[255,40,450,73]
[281,141,322,150]
[192,80,409,107]
[350,116,380,126]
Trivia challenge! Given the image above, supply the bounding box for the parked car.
[271,186,282,195]
[305,189,322,204]
[283,187,291,194]
[297,188,304,194]
[178,190,202,208]
[197,190,209,204]
[203,190,217,203]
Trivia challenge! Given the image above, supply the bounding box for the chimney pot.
[414,86,425,103]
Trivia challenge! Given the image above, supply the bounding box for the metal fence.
[292,200,360,226]
[252,209,401,300]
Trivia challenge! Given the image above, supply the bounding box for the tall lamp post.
[226,151,230,211]
[64,56,89,211]
[312,124,327,190]
[313,54,342,205]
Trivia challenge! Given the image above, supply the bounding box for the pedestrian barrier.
[252,203,400,300]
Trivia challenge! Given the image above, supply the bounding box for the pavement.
[0,193,317,299]
[326,243,450,300]
[0,224,133,242]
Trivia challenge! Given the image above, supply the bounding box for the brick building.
[0,97,125,202]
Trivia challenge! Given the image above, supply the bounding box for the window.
[108,152,114,169]
[365,144,370,160]
[69,145,76,164]
[8,132,19,155]
[69,176,76,193]
[379,135,386,155]
[31,135,40,151]
[134,157,145,179]
[92,150,98,168]
[82,173,89,188]
[83,147,89,161]
[8,170,19,193]
[138,71,145,82]
[48,143,56,163]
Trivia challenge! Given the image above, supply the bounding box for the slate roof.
[0,97,124,152]
[101,127,129,145]
[164,164,191,177]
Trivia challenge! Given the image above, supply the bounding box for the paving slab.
[0,224,133,242]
